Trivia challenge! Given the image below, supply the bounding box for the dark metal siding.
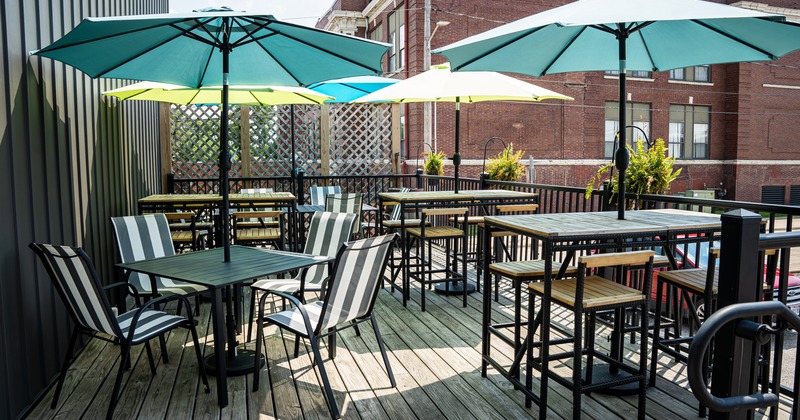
[0,1,167,418]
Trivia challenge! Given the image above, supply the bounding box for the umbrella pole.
[615,32,630,220]
[453,98,461,193]
[290,104,297,195]
[220,22,232,262]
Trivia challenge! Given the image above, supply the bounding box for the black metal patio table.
[480,208,722,415]
[117,245,332,407]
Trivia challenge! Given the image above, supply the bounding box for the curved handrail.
[688,301,800,412]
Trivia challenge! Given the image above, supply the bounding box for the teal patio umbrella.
[307,75,399,103]
[435,0,800,219]
[31,7,389,261]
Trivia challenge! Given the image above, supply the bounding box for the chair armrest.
[124,293,196,340]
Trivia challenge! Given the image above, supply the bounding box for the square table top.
[117,245,330,289]
[484,209,722,239]
[379,189,537,203]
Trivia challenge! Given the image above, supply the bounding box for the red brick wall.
[323,0,800,204]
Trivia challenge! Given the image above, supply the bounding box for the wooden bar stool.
[232,210,285,250]
[485,258,577,381]
[529,250,654,420]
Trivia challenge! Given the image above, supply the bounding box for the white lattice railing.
[168,103,397,180]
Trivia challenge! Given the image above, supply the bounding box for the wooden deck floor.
[27,264,795,419]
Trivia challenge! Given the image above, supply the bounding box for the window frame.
[604,101,652,159]
[669,104,711,159]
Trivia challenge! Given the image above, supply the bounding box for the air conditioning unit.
[685,189,715,212]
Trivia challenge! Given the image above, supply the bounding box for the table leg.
[210,288,228,407]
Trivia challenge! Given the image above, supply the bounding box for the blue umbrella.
[435,0,800,219]
[31,7,389,261]
[307,75,398,103]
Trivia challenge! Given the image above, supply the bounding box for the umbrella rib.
[541,26,588,75]
[450,26,547,73]
[93,18,213,80]
[33,20,175,53]
[693,19,778,60]
[632,29,658,72]
[256,28,382,76]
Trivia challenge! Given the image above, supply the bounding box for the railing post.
[480,172,489,190]
[416,168,423,190]
[166,173,175,194]
[710,209,762,420]
[601,180,615,212]
[297,169,306,205]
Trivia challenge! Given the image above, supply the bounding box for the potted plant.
[423,150,446,188]
[486,144,526,182]
[586,138,681,209]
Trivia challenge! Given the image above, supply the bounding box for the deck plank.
[24,256,796,420]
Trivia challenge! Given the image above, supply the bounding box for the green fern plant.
[486,144,526,182]
[423,150,446,175]
[586,138,681,209]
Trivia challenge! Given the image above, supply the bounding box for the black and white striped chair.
[247,211,357,340]
[29,243,209,420]
[310,185,341,206]
[325,192,363,238]
[111,214,208,300]
[252,234,398,419]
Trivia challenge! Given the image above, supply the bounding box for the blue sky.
[169,0,335,27]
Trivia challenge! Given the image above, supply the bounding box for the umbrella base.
[434,281,476,295]
[583,363,644,396]
[204,349,265,376]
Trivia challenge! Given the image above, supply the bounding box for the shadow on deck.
[26,262,795,419]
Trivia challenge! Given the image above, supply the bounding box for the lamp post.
[423,19,450,150]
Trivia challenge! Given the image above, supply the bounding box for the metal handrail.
[688,301,800,412]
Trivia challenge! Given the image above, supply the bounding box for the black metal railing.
[169,173,800,231]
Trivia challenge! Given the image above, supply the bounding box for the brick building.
[318,0,800,203]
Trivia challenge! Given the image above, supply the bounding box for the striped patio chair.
[29,243,209,420]
[252,234,398,419]
[325,192,363,237]
[309,185,341,206]
[111,214,208,299]
[247,211,356,340]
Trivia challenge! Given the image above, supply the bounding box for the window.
[369,23,383,42]
[604,101,651,159]
[388,7,405,72]
[605,70,652,79]
[669,105,710,159]
[669,65,711,82]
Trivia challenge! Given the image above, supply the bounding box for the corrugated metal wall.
[0,1,167,418]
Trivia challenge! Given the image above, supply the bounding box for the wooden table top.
[138,192,296,205]
[379,189,537,203]
[484,209,722,239]
[117,245,329,289]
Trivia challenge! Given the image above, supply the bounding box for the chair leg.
[309,333,340,419]
[649,280,665,387]
[187,321,210,393]
[253,299,265,392]
[144,341,157,375]
[371,315,396,387]
[51,328,80,409]
[638,301,648,420]
[329,328,337,360]
[247,289,257,342]
[572,307,584,420]
[159,334,170,364]
[107,343,131,420]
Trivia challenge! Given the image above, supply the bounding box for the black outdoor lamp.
[415,142,434,173]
